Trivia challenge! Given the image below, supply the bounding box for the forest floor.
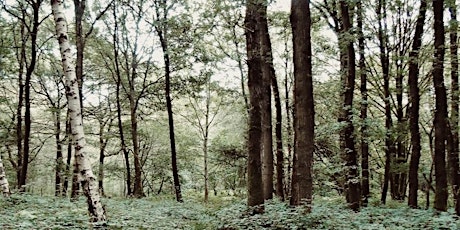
[0,192,459,229]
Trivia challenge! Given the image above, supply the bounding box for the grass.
[0,193,459,229]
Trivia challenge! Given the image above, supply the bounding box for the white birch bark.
[51,0,106,222]
[0,154,10,197]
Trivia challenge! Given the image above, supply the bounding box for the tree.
[338,0,360,211]
[35,67,67,196]
[289,0,315,210]
[0,153,10,197]
[377,0,394,205]
[152,0,184,202]
[260,0,274,201]
[3,0,44,191]
[245,0,264,209]
[51,0,106,222]
[432,0,448,212]
[111,1,132,196]
[407,0,427,209]
[447,0,460,215]
[357,0,369,206]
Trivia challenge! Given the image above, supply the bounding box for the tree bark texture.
[407,0,427,209]
[0,154,10,197]
[339,0,360,211]
[432,0,448,212]
[54,109,64,196]
[51,0,106,222]
[290,0,314,210]
[377,0,394,205]
[448,2,460,215]
[112,3,132,196]
[15,22,25,189]
[272,63,284,201]
[357,0,369,206]
[19,0,41,191]
[260,0,274,201]
[245,0,264,208]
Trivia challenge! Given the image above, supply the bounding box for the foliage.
[1,194,459,229]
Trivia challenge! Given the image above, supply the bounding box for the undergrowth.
[0,194,458,229]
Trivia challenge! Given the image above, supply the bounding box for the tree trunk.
[112,3,132,196]
[15,22,25,189]
[432,0,448,212]
[0,154,10,197]
[357,0,369,207]
[154,6,183,201]
[98,121,108,197]
[448,2,460,216]
[129,89,143,198]
[51,0,106,222]
[407,0,427,209]
[284,52,293,199]
[245,0,264,209]
[339,0,360,211]
[55,109,64,196]
[63,110,72,197]
[19,0,41,192]
[289,0,314,211]
[71,151,80,200]
[260,0,274,201]
[74,0,86,114]
[377,0,393,205]
[272,64,284,201]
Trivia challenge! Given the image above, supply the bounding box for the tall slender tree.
[432,0,448,212]
[245,0,264,209]
[112,2,132,196]
[407,0,427,209]
[339,0,360,211]
[153,0,183,202]
[357,0,369,206]
[447,0,460,215]
[290,0,314,210]
[260,0,274,201]
[377,0,394,205]
[51,0,106,222]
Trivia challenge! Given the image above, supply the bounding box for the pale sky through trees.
[271,0,290,12]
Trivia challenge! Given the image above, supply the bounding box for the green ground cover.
[0,194,458,229]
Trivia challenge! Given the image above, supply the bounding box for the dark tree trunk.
[74,0,86,113]
[432,0,448,212]
[55,110,63,196]
[448,2,460,216]
[260,1,274,201]
[272,65,284,201]
[98,121,108,197]
[16,22,25,189]
[63,110,72,197]
[155,12,183,202]
[339,0,360,211]
[290,0,314,211]
[392,11,408,200]
[19,1,41,192]
[377,0,394,205]
[407,0,427,209]
[357,0,369,207]
[112,3,132,196]
[129,85,143,198]
[71,153,80,200]
[245,0,264,209]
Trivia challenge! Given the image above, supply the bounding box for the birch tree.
[0,154,10,197]
[51,0,106,222]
